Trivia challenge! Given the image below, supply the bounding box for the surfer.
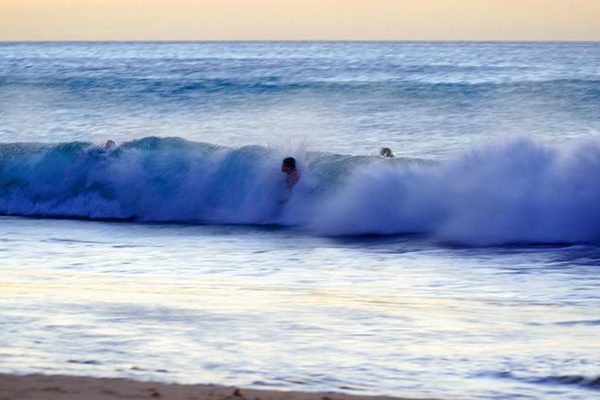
[281,157,300,189]
[88,140,117,156]
[380,147,394,158]
[104,140,116,151]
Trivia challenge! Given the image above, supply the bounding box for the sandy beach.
[0,374,440,400]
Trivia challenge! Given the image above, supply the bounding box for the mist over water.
[1,42,600,400]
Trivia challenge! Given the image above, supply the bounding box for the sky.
[1,0,599,41]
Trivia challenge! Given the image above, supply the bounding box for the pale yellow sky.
[1,0,599,41]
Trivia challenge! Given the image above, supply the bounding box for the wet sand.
[0,374,440,400]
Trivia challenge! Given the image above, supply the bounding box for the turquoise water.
[1,42,600,400]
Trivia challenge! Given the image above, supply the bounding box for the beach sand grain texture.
[0,374,441,400]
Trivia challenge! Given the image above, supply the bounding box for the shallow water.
[2,216,600,400]
[1,42,600,400]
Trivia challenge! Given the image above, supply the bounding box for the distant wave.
[3,75,600,100]
[2,136,600,245]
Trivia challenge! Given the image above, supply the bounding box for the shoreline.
[0,373,440,400]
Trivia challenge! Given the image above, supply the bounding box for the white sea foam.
[315,137,600,244]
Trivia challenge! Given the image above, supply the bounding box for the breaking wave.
[2,136,600,245]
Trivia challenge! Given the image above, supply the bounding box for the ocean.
[1,41,600,400]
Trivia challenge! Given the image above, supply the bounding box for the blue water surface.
[1,42,600,400]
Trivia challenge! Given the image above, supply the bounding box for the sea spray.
[316,137,600,244]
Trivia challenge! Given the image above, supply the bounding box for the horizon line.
[1,39,600,43]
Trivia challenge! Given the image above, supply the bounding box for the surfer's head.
[380,147,394,158]
[105,140,116,150]
[281,157,296,173]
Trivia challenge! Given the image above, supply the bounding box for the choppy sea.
[1,42,600,400]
